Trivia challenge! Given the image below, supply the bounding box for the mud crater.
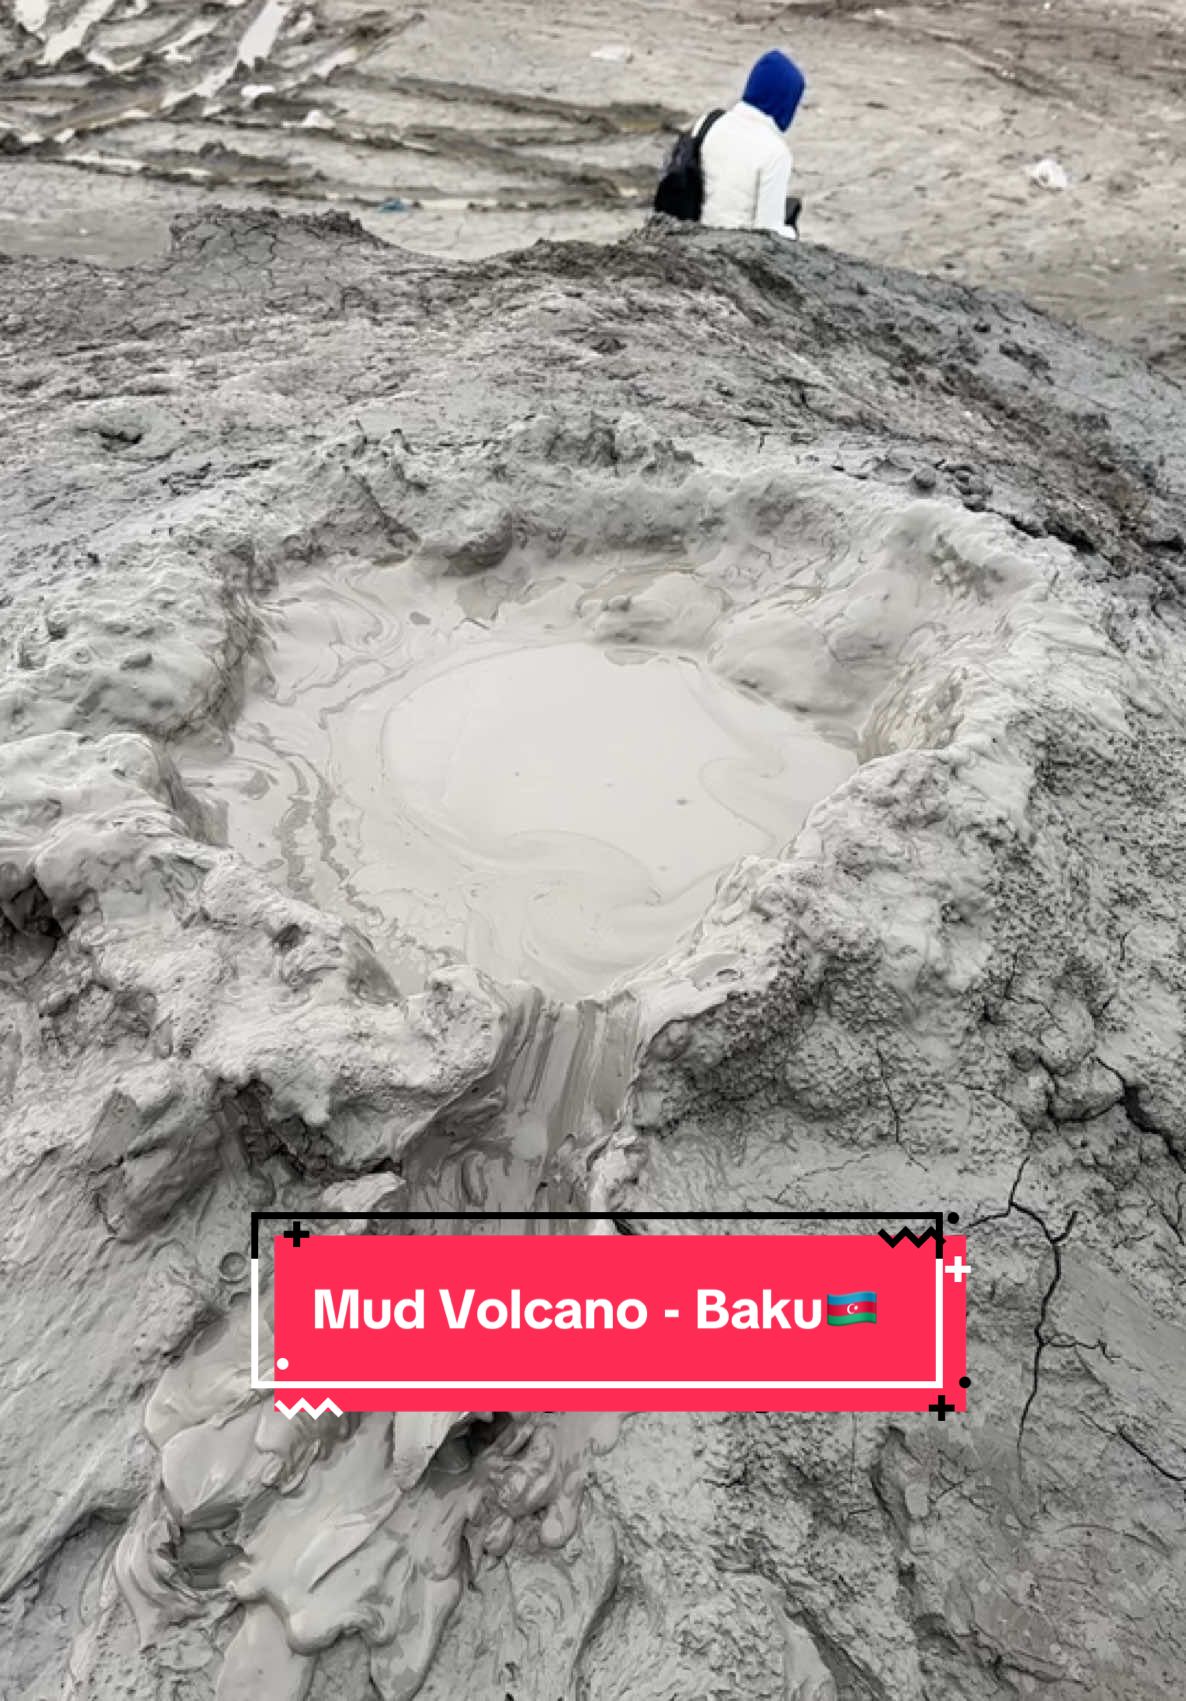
[182,555,856,999]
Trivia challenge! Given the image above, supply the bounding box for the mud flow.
[181,557,855,998]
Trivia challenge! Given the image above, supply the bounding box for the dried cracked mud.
[3,190,1186,1698]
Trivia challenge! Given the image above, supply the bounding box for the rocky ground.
[2,2,1186,1699]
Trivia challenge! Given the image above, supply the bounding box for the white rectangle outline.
[250,1251,945,1391]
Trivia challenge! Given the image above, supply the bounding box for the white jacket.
[697,101,796,240]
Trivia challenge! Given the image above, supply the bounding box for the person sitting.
[698,50,806,240]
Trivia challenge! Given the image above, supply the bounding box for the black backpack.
[653,109,724,221]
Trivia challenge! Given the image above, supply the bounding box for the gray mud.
[180,556,856,997]
[3,207,1186,1699]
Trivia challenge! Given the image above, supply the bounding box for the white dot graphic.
[276,1357,289,1370]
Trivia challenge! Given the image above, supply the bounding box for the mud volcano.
[3,213,1186,1698]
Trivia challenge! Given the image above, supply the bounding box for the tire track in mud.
[1,1,678,212]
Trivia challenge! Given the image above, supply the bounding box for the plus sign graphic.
[929,1375,972,1421]
[944,1254,970,1283]
[283,1220,308,1248]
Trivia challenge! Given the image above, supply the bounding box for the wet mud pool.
[183,559,855,997]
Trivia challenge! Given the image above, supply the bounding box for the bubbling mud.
[183,560,856,999]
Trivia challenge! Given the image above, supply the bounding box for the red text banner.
[264,1230,968,1414]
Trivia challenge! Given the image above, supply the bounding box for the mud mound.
[6,0,1186,379]
[2,211,1186,1698]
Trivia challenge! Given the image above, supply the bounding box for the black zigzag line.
[878,1226,940,1250]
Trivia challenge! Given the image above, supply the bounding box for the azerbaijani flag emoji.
[826,1291,877,1326]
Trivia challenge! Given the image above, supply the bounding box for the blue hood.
[742,50,806,132]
